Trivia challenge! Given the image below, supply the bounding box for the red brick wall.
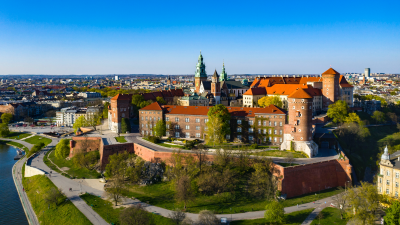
[101,143,135,169]
[277,158,352,198]
[288,97,313,142]
[69,137,102,157]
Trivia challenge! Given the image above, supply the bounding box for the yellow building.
[377,146,400,198]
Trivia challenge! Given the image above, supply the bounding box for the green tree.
[121,118,131,133]
[390,91,396,95]
[73,115,88,132]
[346,182,380,225]
[105,177,126,206]
[205,104,231,146]
[384,200,400,225]
[104,152,132,179]
[371,111,386,123]
[153,120,166,138]
[103,102,110,119]
[264,200,285,224]
[1,113,13,124]
[131,94,145,106]
[344,113,361,124]
[86,112,101,131]
[258,95,283,108]
[249,160,277,199]
[175,175,194,210]
[156,96,166,104]
[327,100,349,124]
[120,205,155,225]
[0,123,10,137]
[55,139,70,159]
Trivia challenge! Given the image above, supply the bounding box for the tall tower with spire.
[211,69,221,104]
[195,51,207,93]
[220,63,228,82]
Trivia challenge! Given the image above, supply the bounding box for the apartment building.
[378,146,400,198]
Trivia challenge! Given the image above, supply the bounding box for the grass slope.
[231,208,314,225]
[24,135,52,146]
[253,150,306,158]
[44,150,101,179]
[310,207,348,225]
[7,132,32,140]
[22,165,92,225]
[80,194,175,225]
[124,182,343,213]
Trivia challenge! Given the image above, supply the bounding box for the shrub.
[250,144,258,149]
[183,141,196,150]
[148,136,160,143]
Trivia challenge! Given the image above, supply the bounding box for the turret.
[287,88,313,142]
[322,68,340,109]
[211,70,221,104]
[195,51,208,93]
[220,63,228,81]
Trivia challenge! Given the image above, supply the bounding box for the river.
[0,144,28,224]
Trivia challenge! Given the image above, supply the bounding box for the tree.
[390,91,396,95]
[193,148,208,174]
[372,111,386,124]
[103,102,110,119]
[1,113,13,124]
[249,160,277,199]
[126,157,144,185]
[0,123,10,137]
[131,94,145,106]
[156,96,167,104]
[121,118,131,133]
[332,188,348,220]
[205,104,230,146]
[105,178,126,206]
[86,112,101,131]
[264,201,285,224]
[119,205,154,225]
[153,120,166,138]
[44,187,64,208]
[175,175,194,210]
[258,95,283,108]
[73,115,88,132]
[104,152,131,179]
[337,122,370,154]
[344,113,361,124]
[55,139,70,159]
[387,112,398,123]
[346,182,380,225]
[169,209,186,225]
[284,152,295,166]
[384,200,400,225]
[198,210,219,225]
[327,100,349,124]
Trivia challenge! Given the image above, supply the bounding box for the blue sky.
[0,0,399,75]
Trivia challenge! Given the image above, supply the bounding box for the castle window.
[263,129,267,134]
[396,172,399,178]
[387,180,390,185]
[166,124,170,129]
[226,134,230,140]
[258,121,261,126]
[185,118,190,122]
[379,187,382,193]
[185,125,190,130]
[141,117,144,120]
[293,106,295,109]
[387,189,390,194]
[196,133,201,138]
[269,129,272,134]
[249,136,253,141]
[237,127,242,132]
[175,117,179,122]
[274,122,277,126]
[263,137,267,142]
[205,119,209,123]
[298,129,301,132]
[379,178,382,183]
[175,125,180,129]
[300,137,303,140]
[196,118,200,123]
[269,121,272,126]
[301,106,304,109]
[280,122,282,126]
[237,135,242,140]
[280,138,282,142]
[196,126,200,130]
[249,128,253,133]
[249,120,253,125]
[396,192,399,197]
[186,133,190,138]
[166,117,169,121]
[274,130,277,135]
[396,182,399,188]
[387,171,390,176]
[280,130,282,135]
[263,121,267,126]
[175,132,180,137]
[237,119,242,125]
[274,137,277,142]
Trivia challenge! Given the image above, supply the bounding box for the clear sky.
[0,0,399,75]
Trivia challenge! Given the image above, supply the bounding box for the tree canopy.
[73,115,87,132]
[55,139,70,159]
[264,201,285,224]
[327,100,349,124]
[258,95,283,108]
[384,200,400,225]
[205,104,231,146]
[153,119,166,138]
[1,113,13,125]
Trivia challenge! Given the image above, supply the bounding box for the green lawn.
[24,135,52,146]
[22,165,92,225]
[124,182,342,214]
[158,143,184,149]
[80,194,175,225]
[277,163,299,167]
[252,150,307,158]
[335,125,399,180]
[6,132,32,140]
[44,150,101,179]
[0,140,30,152]
[231,208,314,225]
[115,136,127,143]
[310,207,348,225]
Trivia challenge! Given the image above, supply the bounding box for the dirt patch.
[60,167,70,171]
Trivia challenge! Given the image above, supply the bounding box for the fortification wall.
[101,143,135,169]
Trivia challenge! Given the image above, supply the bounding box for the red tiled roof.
[299,77,322,84]
[140,102,163,111]
[322,68,340,75]
[243,87,266,95]
[287,88,312,99]
[161,105,286,117]
[111,94,132,101]
[339,75,353,88]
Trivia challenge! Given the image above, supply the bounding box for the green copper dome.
[220,62,228,81]
[195,51,207,78]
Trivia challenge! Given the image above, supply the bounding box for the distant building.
[115,75,119,81]
[365,68,371,78]
[78,92,102,98]
[56,106,102,127]
[178,93,209,106]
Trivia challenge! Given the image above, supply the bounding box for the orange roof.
[339,75,353,88]
[265,84,307,95]
[161,105,285,117]
[287,88,312,99]
[322,68,340,75]
[111,94,132,101]
[299,77,322,84]
[140,102,163,111]
[243,87,266,95]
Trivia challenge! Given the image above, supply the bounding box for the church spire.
[195,51,207,78]
[220,62,228,81]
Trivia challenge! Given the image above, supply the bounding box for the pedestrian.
[23,188,24,192]
[297,204,299,208]
[313,201,315,204]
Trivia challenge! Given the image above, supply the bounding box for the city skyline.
[1,0,399,74]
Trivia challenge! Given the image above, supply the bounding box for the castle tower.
[211,70,221,104]
[322,68,340,109]
[195,51,207,93]
[220,63,228,82]
[281,88,318,157]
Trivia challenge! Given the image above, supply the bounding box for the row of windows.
[141,111,161,114]
[141,116,161,121]
[379,187,399,197]
[381,169,400,178]
[166,117,209,123]
[379,178,400,187]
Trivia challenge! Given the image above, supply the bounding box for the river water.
[0,144,28,225]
